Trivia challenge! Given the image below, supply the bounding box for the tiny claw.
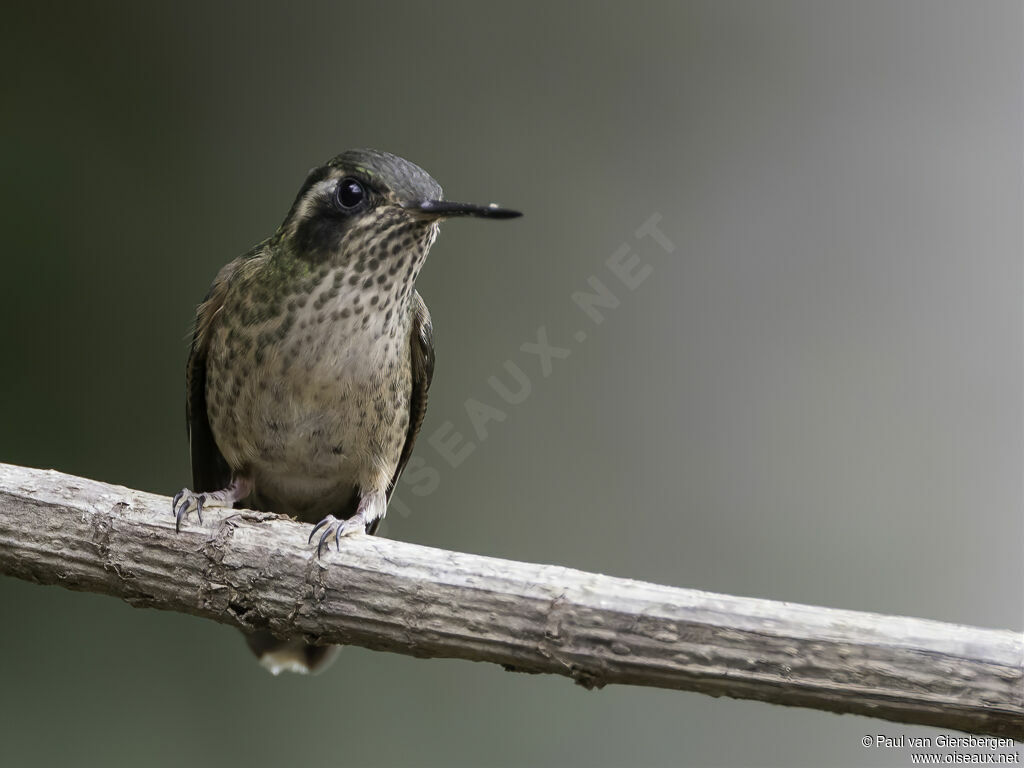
[309,517,330,545]
[317,526,334,558]
[170,480,248,534]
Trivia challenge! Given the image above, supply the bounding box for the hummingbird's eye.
[336,178,366,210]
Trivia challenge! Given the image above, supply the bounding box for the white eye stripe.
[311,179,338,200]
[284,179,341,239]
[307,179,343,211]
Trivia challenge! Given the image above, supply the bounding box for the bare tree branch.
[0,462,1020,738]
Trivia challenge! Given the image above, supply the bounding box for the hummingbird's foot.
[172,476,253,533]
[308,492,386,557]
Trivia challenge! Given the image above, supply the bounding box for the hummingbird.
[172,149,520,674]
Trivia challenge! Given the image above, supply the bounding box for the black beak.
[408,200,522,220]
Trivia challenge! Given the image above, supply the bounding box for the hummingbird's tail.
[243,630,340,675]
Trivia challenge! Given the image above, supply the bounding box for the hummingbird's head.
[275,149,520,267]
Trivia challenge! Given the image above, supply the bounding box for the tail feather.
[244,630,340,675]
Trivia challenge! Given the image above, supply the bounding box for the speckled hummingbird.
[172,149,520,673]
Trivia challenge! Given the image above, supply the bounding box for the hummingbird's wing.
[185,257,241,494]
[377,290,434,533]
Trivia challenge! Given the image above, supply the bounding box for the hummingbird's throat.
[287,217,438,346]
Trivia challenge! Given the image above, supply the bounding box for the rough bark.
[0,462,1020,738]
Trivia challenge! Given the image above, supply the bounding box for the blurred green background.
[1,2,1021,766]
